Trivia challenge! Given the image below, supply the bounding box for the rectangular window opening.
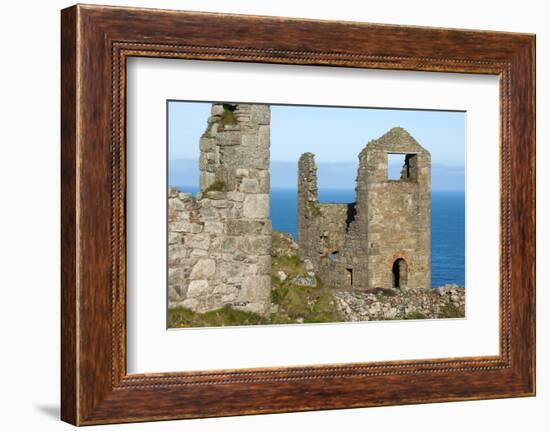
[387,153,418,181]
[346,268,353,287]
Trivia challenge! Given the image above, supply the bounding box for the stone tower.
[362,127,431,289]
[168,103,272,316]
[297,153,321,271]
[298,127,430,290]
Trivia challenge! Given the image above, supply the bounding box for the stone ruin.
[168,103,272,316]
[168,103,432,318]
[298,127,431,290]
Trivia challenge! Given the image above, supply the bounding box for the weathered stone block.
[186,234,210,250]
[250,106,270,125]
[211,199,233,209]
[291,275,317,287]
[168,232,180,245]
[187,280,210,298]
[199,207,218,220]
[227,191,245,202]
[190,249,209,258]
[190,259,216,280]
[203,191,226,200]
[169,245,189,262]
[226,220,267,236]
[169,198,186,211]
[243,194,269,219]
[257,170,270,193]
[219,261,244,278]
[258,255,271,274]
[242,276,271,300]
[246,235,270,254]
[168,285,182,302]
[240,178,259,193]
[168,268,184,285]
[170,220,202,234]
[213,283,238,295]
[203,221,224,234]
[221,237,238,253]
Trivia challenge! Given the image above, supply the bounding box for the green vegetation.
[270,255,341,324]
[404,311,428,320]
[437,301,464,318]
[168,252,341,329]
[219,104,239,130]
[308,201,321,217]
[273,255,301,272]
[271,231,295,255]
[270,282,340,324]
[168,304,268,328]
[203,181,226,193]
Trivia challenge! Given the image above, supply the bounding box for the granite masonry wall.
[298,127,431,290]
[168,103,272,315]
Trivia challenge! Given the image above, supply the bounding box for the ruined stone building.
[168,103,272,316]
[169,103,431,318]
[298,127,431,290]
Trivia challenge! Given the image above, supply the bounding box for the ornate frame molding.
[61,4,534,425]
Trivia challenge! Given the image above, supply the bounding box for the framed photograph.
[61,4,535,425]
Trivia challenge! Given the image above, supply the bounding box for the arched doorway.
[392,258,408,288]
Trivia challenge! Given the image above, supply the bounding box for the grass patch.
[404,311,428,320]
[203,181,225,193]
[168,304,268,328]
[270,282,341,324]
[271,284,289,304]
[437,301,464,318]
[273,255,301,273]
[270,254,341,324]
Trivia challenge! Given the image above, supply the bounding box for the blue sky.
[168,101,465,191]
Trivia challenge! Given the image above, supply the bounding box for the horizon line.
[169,158,465,168]
[169,184,465,193]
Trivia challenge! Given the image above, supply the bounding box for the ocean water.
[172,186,465,288]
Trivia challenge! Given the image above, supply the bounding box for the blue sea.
[173,186,465,288]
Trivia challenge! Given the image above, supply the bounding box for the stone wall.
[297,153,321,271]
[298,127,431,291]
[297,152,366,290]
[168,103,272,316]
[334,285,464,321]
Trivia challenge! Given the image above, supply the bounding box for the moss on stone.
[270,282,341,324]
[308,201,321,217]
[168,304,268,328]
[273,255,301,272]
[203,181,226,193]
[404,311,428,320]
[270,254,341,324]
[218,104,239,130]
[437,301,464,318]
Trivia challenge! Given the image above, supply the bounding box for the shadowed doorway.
[392,258,408,288]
